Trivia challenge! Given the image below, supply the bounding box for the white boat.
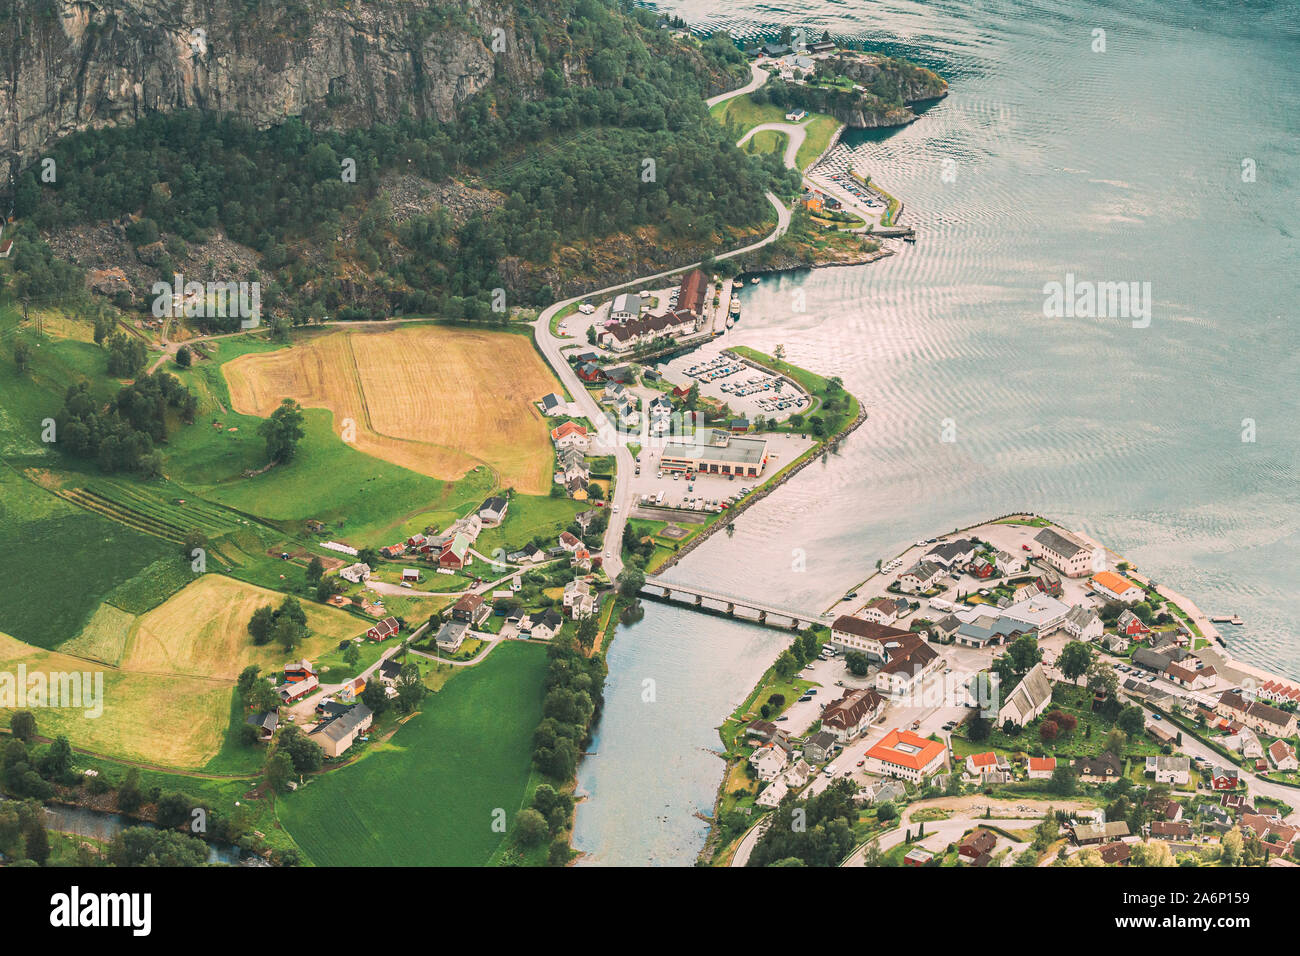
[750,277,760,285]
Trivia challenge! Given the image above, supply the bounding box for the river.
[572,0,1300,865]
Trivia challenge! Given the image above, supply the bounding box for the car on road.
[824,764,838,777]
[856,759,865,767]
[1152,713,1163,720]
[775,716,788,722]
[612,505,619,513]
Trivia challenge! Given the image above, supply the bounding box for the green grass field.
[0,468,173,649]
[277,641,548,866]
[475,494,584,556]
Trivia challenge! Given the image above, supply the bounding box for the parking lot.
[658,344,810,423]
[626,432,815,519]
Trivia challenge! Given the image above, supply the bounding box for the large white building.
[660,429,768,478]
[1033,527,1096,578]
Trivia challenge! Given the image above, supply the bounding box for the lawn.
[276,640,548,866]
[475,494,585,556]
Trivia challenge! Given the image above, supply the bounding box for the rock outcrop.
[1,0,553,169]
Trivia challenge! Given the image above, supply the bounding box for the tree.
[616,567,645,600]
[248,604,276,645]
[967,716,992,743]
[9,711,36,742]
[306,555,325,584]
[24,820,50,865]
[1117,705,1145,737]
[175,345,192,368]
[259,398,306,463]
[1047,765,1077,796]
[1039,720,1059,742]
[844,651,870,676]
[1058,641,1093,685]
[263,752,294,793]
[117,767,144,813]
[274,615,306,653]
[514,808,549,847]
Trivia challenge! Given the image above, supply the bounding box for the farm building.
[280,675,319,703]
[310,704,374,758]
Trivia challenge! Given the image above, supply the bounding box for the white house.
[1090,571,1144,604]
[996,550,1027,575]
[339,562,371,584]
[1026,756,1057,779]
[755,774,789,808]
[610,292,643,322]
[1145,755,1191,785]
[563,578,598,619]
[1268,740,1298,771]
[1063,605,1103,642]
[1033,527,1096,578]
[898,560,944,593]
[997,663,1053,728]
[750,742,789,782]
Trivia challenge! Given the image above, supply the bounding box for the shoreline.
[701,510,1300,866]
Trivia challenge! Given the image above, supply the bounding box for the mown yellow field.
[223,325,558,493]
[0,631,233,768]
[123,575,362,681]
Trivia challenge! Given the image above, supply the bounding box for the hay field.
[123,575,363,681]
[223,325,558,493]
[0,631,234,768]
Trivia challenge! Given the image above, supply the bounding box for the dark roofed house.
[1098,842,1131,866]
[1150,820,1193,841]
[677,268,711,317]
[958,829,997,864]
[1073,752,1122,782]
[451,592,489,625]
[478,496,509,526]
[803,730,838,764]
[310,703,374,758]
[245,711,278,742]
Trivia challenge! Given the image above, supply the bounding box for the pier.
[639,580,832,630]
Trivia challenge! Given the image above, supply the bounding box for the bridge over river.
[639,579,835,630]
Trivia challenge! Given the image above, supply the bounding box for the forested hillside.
[3,0,794,319]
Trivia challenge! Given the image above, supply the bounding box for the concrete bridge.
[639,580,833,630]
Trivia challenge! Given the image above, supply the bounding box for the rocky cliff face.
[1,0,555,169]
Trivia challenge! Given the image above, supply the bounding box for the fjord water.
[572,0,1300,864]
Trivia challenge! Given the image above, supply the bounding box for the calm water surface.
[573,0,1300,865]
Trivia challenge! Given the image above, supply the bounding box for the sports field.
[277,640,548,866]
[223,325,558,493]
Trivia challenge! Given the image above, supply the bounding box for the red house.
[971,558,994,579]
[1211,767,1240,791]
[365,617,399,641]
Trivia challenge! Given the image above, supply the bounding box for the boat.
[750,276,760,284]
[903,235,917,244]
[725,316,734,328]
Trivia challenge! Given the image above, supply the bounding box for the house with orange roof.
[1027,756,1057,779]
[1090,570,1144,604]
[864,729,948,783]
[964,751,1007,777]
[550,420,590,450]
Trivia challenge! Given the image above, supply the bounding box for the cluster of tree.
[747,778,859,867]
[106,827,210,867]
[11,2,792,319]
[105,332,147,377]
[361,654,428,718]
[512,783,575,866]
[247,595,309,652]
[53,372,196,476]
[236,665,283,717]
[0,797,57,867]
[772,629,825,680]
[532,636,606,780]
